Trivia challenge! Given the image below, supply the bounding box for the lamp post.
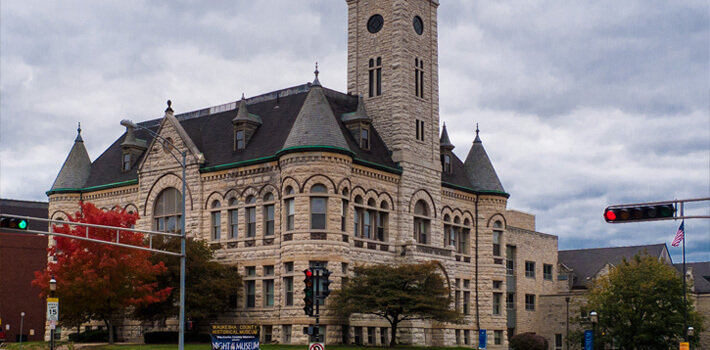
[688,326,695,350]
[589,311,598,350]
[49,276,57,350]
[120,116,187,350]
[19,312,25,350]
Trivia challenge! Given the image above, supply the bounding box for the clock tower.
[346,0,441,171]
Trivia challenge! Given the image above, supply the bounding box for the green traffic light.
[17,220,27,230]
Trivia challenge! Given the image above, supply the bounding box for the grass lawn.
[1,342,476,350]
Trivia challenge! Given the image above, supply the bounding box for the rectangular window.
[455,329,461,345]
[285,199,295,231]
[463,279,470,289]
[544,263,553,280]
[263,279,274,307]
[282,325,292,344]
[444,154,451,173]
[464,330,470,345]
[493,293,502,315]
[246,281,255,308]
[360,128,369,149]
[341,200,348,231]
[284,262,294,273]
[493,280,502,289]
[263,325,272,343]
[415,119,425,141]
[367,327,375,344]
[245,266,256,277]
[311,197,327,229]
[229,209,238,239]
[354,208,362,237]
[507,293,515,310]
[264,204,274,235]
[493,231,501,256]
[506,245,516,275]
[122,153,131,171]
[380,328,388,345]
[525,294,536,311]
[459,229,469,254]
[377,212,386,241]
[525,261,536,278]
[555,334,563,350]
[246,207,256,237]
[284,276,293,306]
[354,326,362,345]
[211,211,221,240]
[463,291,470,315]
[369,69,375,97]
[376,67,382,96]
[236,130,245,150]
[494,330,502,345]
[455,291,460,312]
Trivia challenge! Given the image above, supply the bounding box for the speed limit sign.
[47,298,59,322]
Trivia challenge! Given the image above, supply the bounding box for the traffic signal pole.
[315,269,321,343]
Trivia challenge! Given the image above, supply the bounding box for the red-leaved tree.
[33,202,172,343]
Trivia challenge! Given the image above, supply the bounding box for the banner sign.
[478,329,487,349]
[211,325,259,350]
[584,330,593,350]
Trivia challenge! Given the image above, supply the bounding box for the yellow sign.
[47,298,59,302]
[679,342,689,350]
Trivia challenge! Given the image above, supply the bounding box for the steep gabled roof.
[559,243,670,289]
[462,130,505,193]
[51,125,92,191]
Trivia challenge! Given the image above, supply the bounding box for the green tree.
[132,236,242,328]
[32,202,171,343]
[578,254,704,350]
[331,261,462,346]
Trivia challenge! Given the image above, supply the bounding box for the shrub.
[509,332,549,350]
[67,330,117,343]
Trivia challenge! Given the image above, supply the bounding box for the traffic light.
[604,204,675,223]
[303,268,315,316]
[0,216,28,230]
[321,269,333,298]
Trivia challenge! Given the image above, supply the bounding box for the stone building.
[47,0,562,348]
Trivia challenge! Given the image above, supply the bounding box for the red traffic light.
[604,204,675,223]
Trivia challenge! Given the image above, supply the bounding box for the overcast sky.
[1,0,708,262]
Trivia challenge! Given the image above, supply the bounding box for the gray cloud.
[1,0,708,261]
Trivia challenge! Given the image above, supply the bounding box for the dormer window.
[443,154,452,173]
[235,129,246,150]
[360,127,370,150]
[122,153,131,171]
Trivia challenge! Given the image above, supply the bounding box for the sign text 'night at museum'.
[211,325,259,350]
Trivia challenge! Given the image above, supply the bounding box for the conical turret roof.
[440,123,455,150]
[232,94,262,125]
[51,124,92,190]
[463,128,505,193]
[281,82,350,152]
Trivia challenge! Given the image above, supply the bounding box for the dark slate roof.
[341,95,372,123]
[675,262,710,294]
[282,84,350,152]
[559,243,669,289]
[462,131,505,193]
[53,83,397,192]
[232,95,262,125]
[51,128,92,190]
[439,123,454,150]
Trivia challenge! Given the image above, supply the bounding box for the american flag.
[671,220,685,247]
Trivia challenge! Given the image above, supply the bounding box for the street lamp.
[565,297,570,350]
[589,311,598,350]
[121,112,187,350]
[19,312,25,350]
[688,326,695,350]
[49,276,57,350]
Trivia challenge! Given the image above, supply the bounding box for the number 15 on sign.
[47,298,59,322]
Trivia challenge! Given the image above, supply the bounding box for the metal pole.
[50,289,55,350]
[565,296,570,350]
[179,151,186,350]
[681,202,687,342]
[19,312,25,350]
[315,268,320,343]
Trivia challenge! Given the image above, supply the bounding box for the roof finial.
[476,123,479,135]
[313,62,321,86]
[75,122,84,142]
[166,99,174,114]
[241,93,245,100]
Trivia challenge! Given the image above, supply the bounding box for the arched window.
[211,200,221,241]
[245,195,256,238]
[445,215,469,254]
[263,193,275,236]
[228,197,238,239]
[413,200,430,244]
[153,188,182,233]
[493,220,503,258]
[310,184,328,230]
[369,57,382,97]
[341,188,349,232]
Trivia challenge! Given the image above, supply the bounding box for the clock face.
[413,16,424,35]
[368,14,384,34]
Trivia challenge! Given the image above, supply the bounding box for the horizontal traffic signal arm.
[0,213,183,256]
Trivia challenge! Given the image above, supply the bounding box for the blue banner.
[478,329,487,349]
[211,334,259,350]
[584,330,593,350]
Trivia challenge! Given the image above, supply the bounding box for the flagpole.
[681,203,687,342]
